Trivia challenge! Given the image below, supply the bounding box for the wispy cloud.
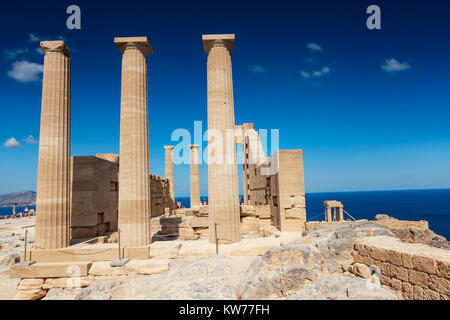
[28,33,66,43]
[381,58,411,73]
[3,48,30,59]
[7,60,43,83]
[28,33,41,43]
[248,64,267,73]
[23,135,38,144]
[4,137,21,148]
[300,66,331,79]
[307,43,323,52]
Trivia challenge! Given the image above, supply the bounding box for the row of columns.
[35,34,242,250]
[163,145,201,210]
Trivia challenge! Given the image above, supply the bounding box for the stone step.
[10,261,92,279]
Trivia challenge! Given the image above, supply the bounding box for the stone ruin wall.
[353,236,449,300]
[246,149,307,232]
[70,154,119,239]
[70,154,170,240]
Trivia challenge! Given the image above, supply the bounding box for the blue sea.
[2,189,449,239]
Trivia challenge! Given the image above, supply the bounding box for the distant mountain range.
[0,191,36,207]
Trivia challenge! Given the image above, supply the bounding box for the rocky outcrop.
[288,275,397,300]
[372,214,449,249]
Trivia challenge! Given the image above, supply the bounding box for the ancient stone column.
[190,145,201,209]
[35,41,71,250]
[115,37,153,247]
[325,206,332,222]
[336,207,344,221]
[203,34,241,243]
[164,146,175,206]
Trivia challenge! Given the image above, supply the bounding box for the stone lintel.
[164,145,175,150]
[202,34,235,53]
[40,41,70,57]
[114,36,153,55]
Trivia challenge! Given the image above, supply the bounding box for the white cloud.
[7,60,43,83]
[4,48,30,59]
[4,137,21,148]
[381,58,411,73]
[23,135,38,144]
[300,66,331,79]
[35,47,44,55]
[28,33,41,43]
[29,33,66,43]
[307,43,322,52]
[248,64,267,73]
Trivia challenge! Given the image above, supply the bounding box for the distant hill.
[0,191,36,207]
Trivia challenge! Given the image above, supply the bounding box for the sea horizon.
[1,188,449,239]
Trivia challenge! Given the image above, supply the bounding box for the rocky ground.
[0,215,448,300]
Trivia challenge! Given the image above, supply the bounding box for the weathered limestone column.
[325,206,332,222]
[190,145,201,209]
[35,41,71,250]
[203,34,241,243]
[336,207,344,221]
[164,146,175,206]
[115,37,153,247]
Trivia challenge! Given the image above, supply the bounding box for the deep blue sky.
[1,0,449,196]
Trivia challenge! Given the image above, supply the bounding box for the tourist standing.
[12,203,17,218]
[24,205,29,216]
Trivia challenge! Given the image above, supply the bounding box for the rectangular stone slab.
[10,262,92,279]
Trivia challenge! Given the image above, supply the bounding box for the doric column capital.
[189,144,200,150]
[164,145,175,151]
[40,41,70,57]
[202,34,235,54]
[114,36,153,56]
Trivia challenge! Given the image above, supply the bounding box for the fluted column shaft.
[203,35,241,244]
[35,41,71,249]
[115,37,153,247]
[190,145,200,209]
[164,146,175,207]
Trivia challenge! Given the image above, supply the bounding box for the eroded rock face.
[288,275,397,300]
[75,255,257,300]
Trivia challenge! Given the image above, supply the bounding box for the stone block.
[387,249,403,266]
[43,277,94,289]
[190,216,209,228]
[284,208,306,220]
[255,205,270,219]
[10,262,92,279]
[368,247,389,262]
[14,288,46,300]
[408,269,429,287]
[423,288,440,300]
[149,241,181,259]
[391,278,402,291]
[413,285,424,300]
[429,274,450,295]
[352,263,371,279]
[436,260,450,278]
[402,281,413,300]
[401,252,414,269]
[413,255,436,275]
[17,278,44,290]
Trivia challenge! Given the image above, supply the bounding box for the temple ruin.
[11,34,310,279]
